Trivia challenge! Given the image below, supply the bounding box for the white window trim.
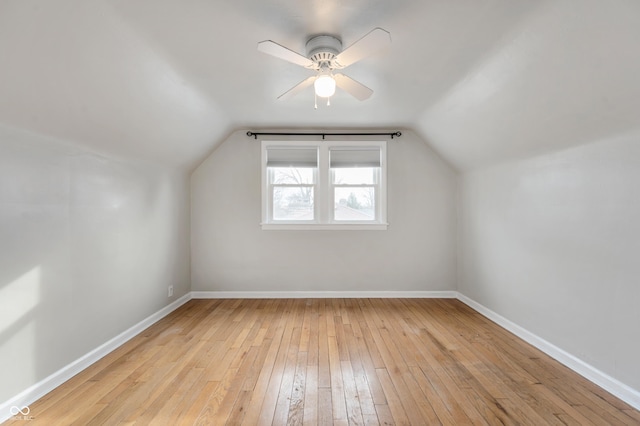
[261,140,388,230]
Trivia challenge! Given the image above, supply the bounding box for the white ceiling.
[1,0,639,170]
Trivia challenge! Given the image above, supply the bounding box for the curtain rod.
[246,131,401,140]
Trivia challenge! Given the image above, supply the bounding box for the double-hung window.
[262,140,387,230]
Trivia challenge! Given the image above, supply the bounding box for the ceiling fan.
[257,28,391,107]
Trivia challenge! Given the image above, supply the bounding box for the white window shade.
[330,148,381,168]
[267,147,318,167]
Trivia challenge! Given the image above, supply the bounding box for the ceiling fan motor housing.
[306,35,343,69]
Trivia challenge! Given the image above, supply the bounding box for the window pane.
[332,167,376,184]
[334,187,375,221]
[273,186,314,220]
[270,167,314,184]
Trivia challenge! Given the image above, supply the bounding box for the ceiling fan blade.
[277,76,316,100]
[258,40,315,68]
[333,73,373,101]
[334,28,391,68]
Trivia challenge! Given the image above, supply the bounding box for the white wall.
[458,132,640,391]
[191,130,457,292]
[0,125,191,403]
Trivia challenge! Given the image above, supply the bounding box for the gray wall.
[458,132,640,391]
[0,125,191,403]
[191,130,458,292]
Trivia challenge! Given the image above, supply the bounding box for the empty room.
[1,0,639,424]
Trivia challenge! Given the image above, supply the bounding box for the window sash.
[330,165,380,222]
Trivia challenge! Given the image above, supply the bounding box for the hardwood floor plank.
[175,380,219,426]
[258,302,295,425]
[317,387,334,426]
[343,322,378,423]
[214,346,260,423]
[256,306,296,425]
[306,299,319,366]
[145,368,206,425]
[375,368,411,426]
[349,315,387,406]
[317,299,332,389]
[299,300,312,353]
[225,390,252,425]
[340,359,366,425]
[328,335,348,423]
[624,409,640,423]
[377,325,440,424]
[302,364,318,425]
[192,367,237,425]
[335,314,351,362]
[287,351,308,425]
[374,403,394,426]
[8,298,639,426]
[274,307,305,424]
[530,383,599,425]
[408,365,457,425]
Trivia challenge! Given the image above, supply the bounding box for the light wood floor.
[6,299,640,425]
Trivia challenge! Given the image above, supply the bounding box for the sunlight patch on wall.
[0,266,41,333]
[0,266,41,388]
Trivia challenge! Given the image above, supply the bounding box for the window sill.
[261,223,388,231]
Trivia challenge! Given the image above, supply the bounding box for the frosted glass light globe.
[314,75,336,98]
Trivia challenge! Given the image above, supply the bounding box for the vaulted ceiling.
[1,0,639,170]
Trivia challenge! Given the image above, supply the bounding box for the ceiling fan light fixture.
[258,28,390,103]
[314,75,336,98]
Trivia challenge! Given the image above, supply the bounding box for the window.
[265,146,317,222]
[262,140,387,230]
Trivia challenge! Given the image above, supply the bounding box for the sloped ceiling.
[0,0,639,170]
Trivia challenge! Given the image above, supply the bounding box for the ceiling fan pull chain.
[314,92,318,109]
[327,96,331,107]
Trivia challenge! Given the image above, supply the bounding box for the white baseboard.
[456,293,640,411]
[0,293,192,424]
[191,290,458,299]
